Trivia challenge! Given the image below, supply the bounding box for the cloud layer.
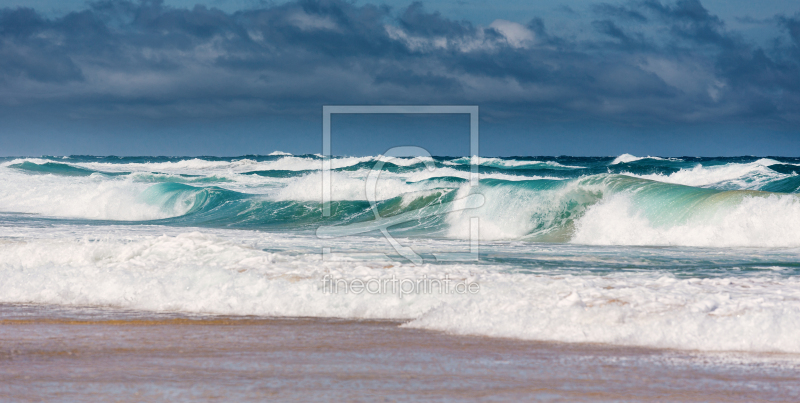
[1,0,799,127]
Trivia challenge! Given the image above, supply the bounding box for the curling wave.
[1,155,799,247]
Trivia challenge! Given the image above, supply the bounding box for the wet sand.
[1,304,798,402]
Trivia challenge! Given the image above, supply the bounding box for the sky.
[0,0,799,156]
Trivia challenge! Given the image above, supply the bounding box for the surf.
[1,155,799,248]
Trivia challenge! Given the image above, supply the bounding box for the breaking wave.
[1,155,799,247]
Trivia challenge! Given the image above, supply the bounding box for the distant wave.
[444,156,585,169]
[625,158,792,189]
[611,153,681,165]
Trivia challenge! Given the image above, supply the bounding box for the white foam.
[2,229,800,353]
[268,165,561,203]
[611,153,677,165]
[404,166,562,182]
[385,156,436,167]
[630,159,788,188]
[572,192,800,247]
[1,157,61,167]
[445,184,542,240]
[270,171,455,202]
[0,231,473,320]
[444,157,584,169]
[4,156,373,175]
[445,177,603,241]
[0,169,190,220]
[0,159,563,221]
[406,273,800,353]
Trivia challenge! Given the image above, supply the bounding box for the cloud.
[592,19,649,49]
[0,0,798,128]
[0,8,85,83]
[488,19,535,48]
[592,3,648,23]
[640,0,736,47]
[778,13,800,53]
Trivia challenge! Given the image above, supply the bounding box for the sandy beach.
[1,304,798,402]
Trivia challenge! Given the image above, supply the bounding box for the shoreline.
[1,304,799,401]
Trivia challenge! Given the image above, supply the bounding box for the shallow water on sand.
[1,304,799,402]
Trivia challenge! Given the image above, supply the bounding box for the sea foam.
[2,229,800,353]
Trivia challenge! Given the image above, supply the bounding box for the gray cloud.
[778,13,800,54]
[0,0,799,127]
[592,3,648,23]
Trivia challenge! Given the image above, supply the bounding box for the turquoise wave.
[3,156,799,242]
[122,174,796,243]
[9,161,129,177]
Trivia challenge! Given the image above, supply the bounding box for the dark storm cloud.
[0,0,799,125]
[592,3,648,23]
[778,13,800,51]
[399,2,473,37]
[0,8,84,83]
[591,19,650,50]
[640,0,736,47]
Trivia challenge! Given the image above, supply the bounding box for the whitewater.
[2,154,800,353]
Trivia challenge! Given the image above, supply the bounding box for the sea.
[2,152,800,355]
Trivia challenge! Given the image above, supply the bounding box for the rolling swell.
[1,155,799,247]
[140,182,458,232]
[10,161,129,177]
[111,173,800,249]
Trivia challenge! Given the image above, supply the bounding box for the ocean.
[2,152,800,356]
